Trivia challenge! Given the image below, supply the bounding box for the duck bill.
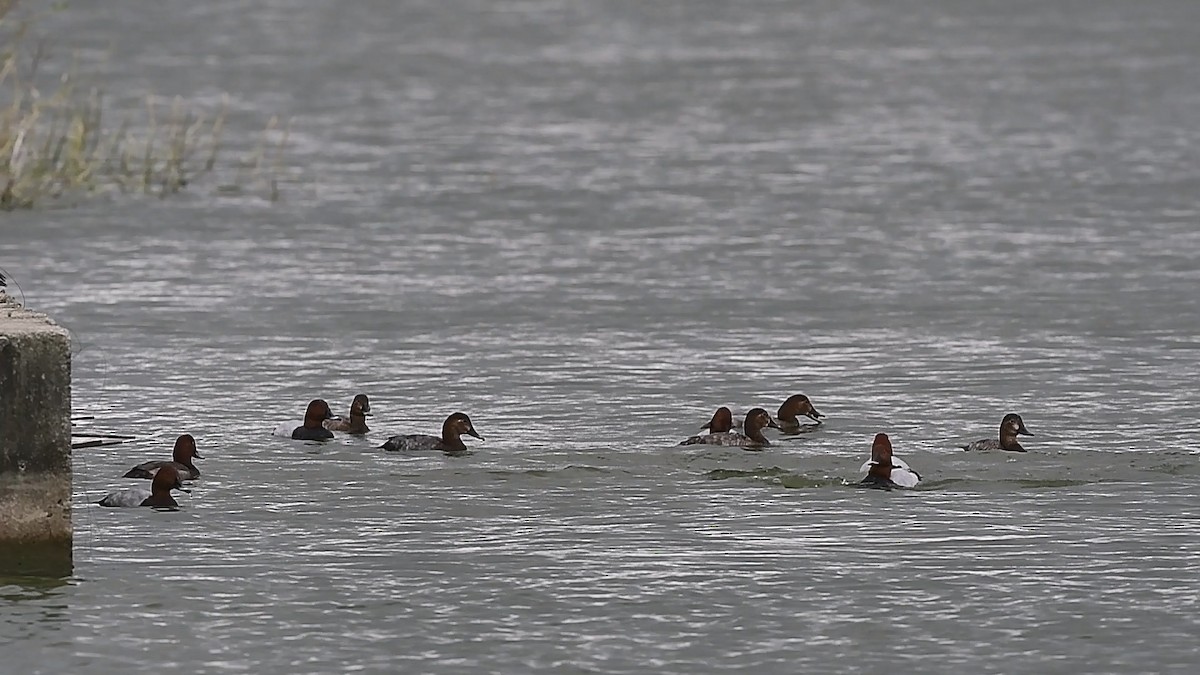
[805,409,823,421]
[767,418,781,430]
[467,429,484,441]
[192,451,204,459]
[1018,426,1034,436]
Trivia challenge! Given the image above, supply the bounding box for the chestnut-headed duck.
[324,393,371,434]
[962,413,1034,452]
[123,434,202,480]
[776,394,824,434]
[99,464,187,507]
[858,433,921,489]
[272,399,335,440]
[679,408,780,449]
[699,406,735,434]
[381,412,484,453]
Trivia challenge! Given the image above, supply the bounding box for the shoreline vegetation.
[0,1,286,210]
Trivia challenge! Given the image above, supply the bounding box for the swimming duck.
[324,393,371,434]
[858,433,921,489]
[123,434,202,480]
[776,394,824,434]
[98,464,188,507]
[381,412,484,453]
[962,413,1034,452]
[699,406,735,433]
[679,408,780,449]
[272,399,335,440]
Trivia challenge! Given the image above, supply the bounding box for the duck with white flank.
[99,464,188,507]
[858,433,921,489]
[679,408,780,449]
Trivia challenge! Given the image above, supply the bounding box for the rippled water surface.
[3,0,1200,672]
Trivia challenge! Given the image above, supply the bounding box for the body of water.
[2,0,1199,672]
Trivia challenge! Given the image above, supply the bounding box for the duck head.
[1001,413,1033,438]
[442,412,484,443]
[777,394,823,423]
[172,434,202,463]
[998,413,1033,451]
[743,407,781,442]
[702,406,734,434]
[144,463,187,507]
[304,399,335,428]
[866,433,896,480]
[351,394,371,416]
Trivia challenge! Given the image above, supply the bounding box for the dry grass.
[0,3,284,209]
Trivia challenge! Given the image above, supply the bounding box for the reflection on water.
[0,576,71,641]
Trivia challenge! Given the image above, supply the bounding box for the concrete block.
[0,292,72,577]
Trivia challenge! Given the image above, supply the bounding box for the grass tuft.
[0,3,285,209]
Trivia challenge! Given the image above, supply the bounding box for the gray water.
[3,0,1200,672]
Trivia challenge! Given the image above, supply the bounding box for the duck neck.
[777,402,800,424]
[707,410,732,434]
[143,491,179,508]
[999,431,1025,451]
[868,462,892,481]
[347,412,369,433]
[744,422,770,445]
[441,425,467,451]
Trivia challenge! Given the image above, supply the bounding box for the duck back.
[97,488,151,507]
[382,434,442,452]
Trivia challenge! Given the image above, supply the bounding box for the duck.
[272,399,335,440]
[679,408,780,449]
[123,434,202,480]
[858,433,921,489]
[962,413,1034,452]
[776,394,824,434]
[98,464,188,507]
[324,393,371,434]
[381,412,484,453]
[698,406,734,433]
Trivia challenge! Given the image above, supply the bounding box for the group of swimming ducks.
[265,394,484,453]
[96,392,1035,508]
[96,394,485,507]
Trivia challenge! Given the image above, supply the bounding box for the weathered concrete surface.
[0,291,72,577]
